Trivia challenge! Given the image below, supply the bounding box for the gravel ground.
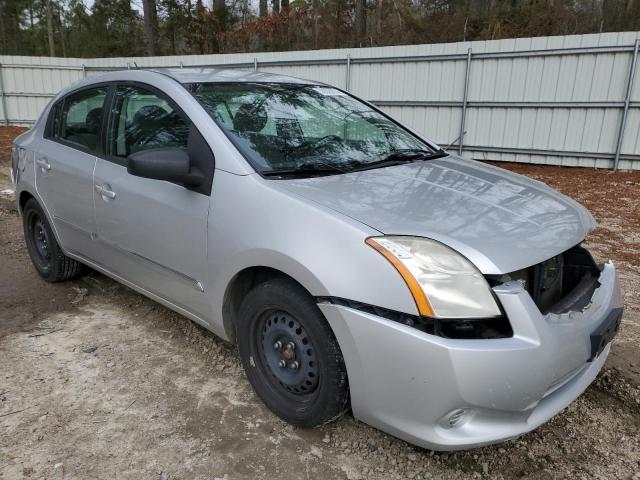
[1,127,639,479]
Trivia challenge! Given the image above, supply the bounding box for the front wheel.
[22,198,84,282]
[237,277,349,427]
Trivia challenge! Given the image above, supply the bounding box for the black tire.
[237,277,349,427]
[22,198,84,283]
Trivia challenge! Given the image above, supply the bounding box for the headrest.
[85,107,103,133]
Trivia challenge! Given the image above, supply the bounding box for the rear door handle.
[36,158,51,171]
[95,184,116,200]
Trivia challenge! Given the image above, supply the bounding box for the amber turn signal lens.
[366,237,434,317]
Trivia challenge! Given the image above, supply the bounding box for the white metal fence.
[1,31,639,170]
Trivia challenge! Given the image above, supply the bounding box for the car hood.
[276,156,596,274]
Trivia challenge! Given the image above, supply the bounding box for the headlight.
[366,236,501,319]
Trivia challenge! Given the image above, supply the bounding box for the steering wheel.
[290,135,342,155]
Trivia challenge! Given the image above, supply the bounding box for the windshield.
[187,82,443,176]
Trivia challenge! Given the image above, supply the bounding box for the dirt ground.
[1,126,639,479]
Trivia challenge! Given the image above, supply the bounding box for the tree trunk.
[194,0,206,54]
[355,0,366,45]
[0,7,5,55]
[213,0,225,11]
[58,9,67,57]
[259,0,267,17]
[167,0,176,54]
[281,0,289,46]
[46,0,56,57]
[142,0,159,56]
[272,0,280,14]
[311,0,318,47]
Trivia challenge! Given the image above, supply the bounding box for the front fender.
[206,171,420,339]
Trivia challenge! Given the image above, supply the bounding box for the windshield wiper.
[262,149,447,178]
[392,148,448,158]
[347,149,448,172]
[262,162,346,178]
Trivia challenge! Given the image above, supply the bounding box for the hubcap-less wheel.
[260,311,319,395]
[26,209,52,271]
[22,198,84,283]
[237,277,349,427]
[33,217,51,261]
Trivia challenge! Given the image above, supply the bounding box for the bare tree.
[142,0,159,56]
[355,0,366,44]
[309,0,319,48]
[58,6,67,57]
[6,0,640,59]
[46,0,56,57]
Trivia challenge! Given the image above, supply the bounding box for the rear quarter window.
[45,101,62,138]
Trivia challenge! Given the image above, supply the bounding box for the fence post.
[613,38,639,171]
[458,47,472,156]
[254,58,258,71]
[82,63,86,78]
[0,63,8,126]
[345,54,351,92]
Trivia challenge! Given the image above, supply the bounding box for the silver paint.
[12,68,622,450]
[320,262,621,450]
[277,155,597,274]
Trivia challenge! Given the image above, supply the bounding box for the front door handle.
[95,184,116,200]
[36,158,51,171]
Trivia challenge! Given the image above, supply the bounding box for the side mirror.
[127,148,204,187]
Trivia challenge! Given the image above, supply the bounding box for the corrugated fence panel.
[0,55,85,123]
[1,31,639,169]
[259,64,348,89]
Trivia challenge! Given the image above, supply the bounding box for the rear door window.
[56,87,108,152]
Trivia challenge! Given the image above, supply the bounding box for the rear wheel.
[237,277,349,427]
[22,198,84,282]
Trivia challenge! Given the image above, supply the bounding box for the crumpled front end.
[320,256,623,451]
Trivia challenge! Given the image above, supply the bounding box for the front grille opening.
[438,316,513,339]
[487,244,601,315]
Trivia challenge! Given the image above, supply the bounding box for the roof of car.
[153,67,319,85]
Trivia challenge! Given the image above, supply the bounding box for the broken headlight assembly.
[366,236,501,318]
[363,236,511,339]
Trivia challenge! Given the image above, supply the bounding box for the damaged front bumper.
[320,261,623,451]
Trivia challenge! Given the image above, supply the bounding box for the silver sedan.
[11,68,623,450]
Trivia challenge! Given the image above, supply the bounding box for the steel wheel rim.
[27,211,51,268]
[258,310,319,395]
[33,217,50,260]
